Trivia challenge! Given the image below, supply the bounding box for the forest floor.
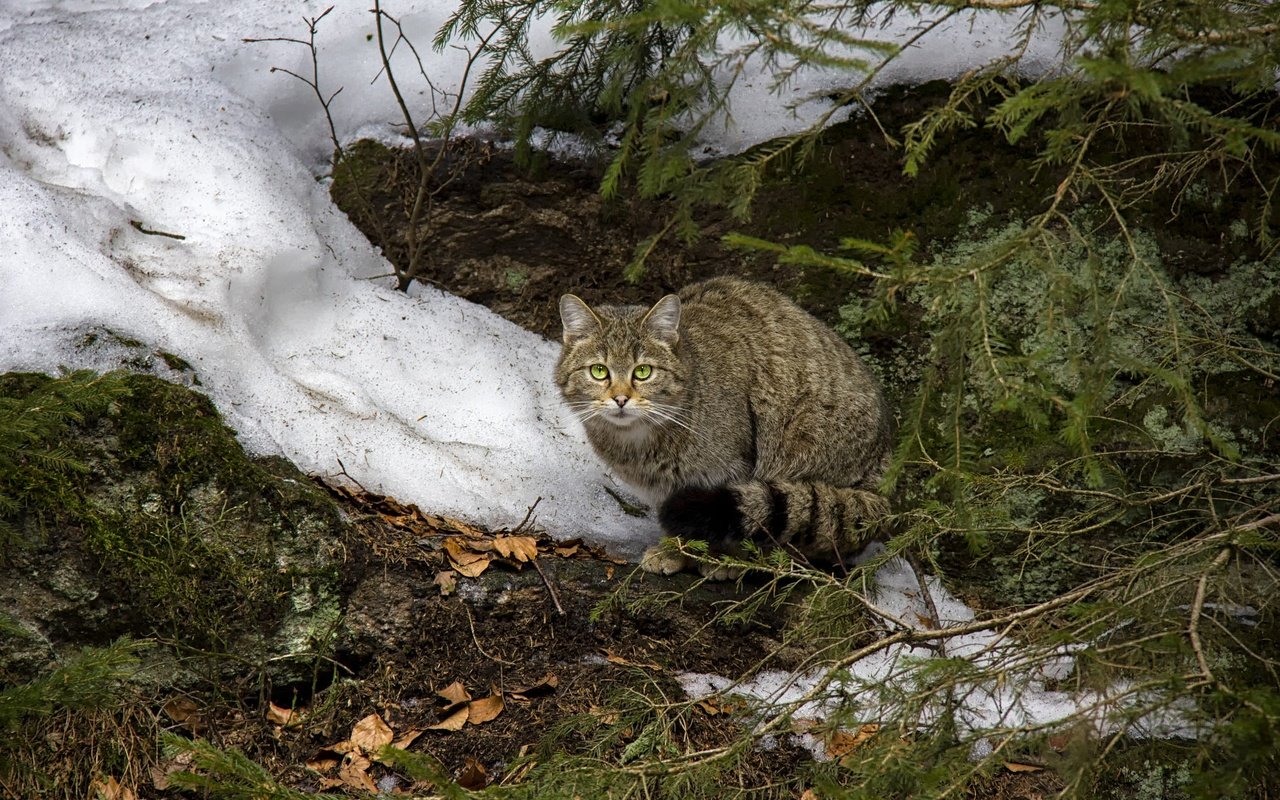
[15,82,1270,799]
[236,81,1076,797]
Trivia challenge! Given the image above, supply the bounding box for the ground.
[7,82,1277,799]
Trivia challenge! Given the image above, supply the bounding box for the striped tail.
[657,480,889,565]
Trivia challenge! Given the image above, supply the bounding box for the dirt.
[189,485,830,796]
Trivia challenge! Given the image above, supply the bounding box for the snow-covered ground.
[1,0,1170,746]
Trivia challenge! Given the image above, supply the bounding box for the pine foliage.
[442,0,1280,274]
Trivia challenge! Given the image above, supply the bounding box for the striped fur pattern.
[555,277,891,576]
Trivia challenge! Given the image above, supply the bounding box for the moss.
[0,371,346,677]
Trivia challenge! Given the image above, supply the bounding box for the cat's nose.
[613,395,629,407]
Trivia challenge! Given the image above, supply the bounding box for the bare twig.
[1189,547,1233,681]
[129,220,186,240]
[531,557,566,617]
[465,606,516,666]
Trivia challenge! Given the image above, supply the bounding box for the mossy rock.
[0,371,345,686]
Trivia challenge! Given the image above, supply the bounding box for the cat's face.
[555,294,687,432]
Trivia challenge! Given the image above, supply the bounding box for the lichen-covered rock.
[0,371,345,687]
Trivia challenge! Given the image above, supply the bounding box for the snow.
[0,0,1153,743]
[0,0,1067,555]
[678,545,1197,757]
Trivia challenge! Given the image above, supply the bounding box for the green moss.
[0,371,345,667]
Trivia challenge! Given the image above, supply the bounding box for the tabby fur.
[555,277,891,577]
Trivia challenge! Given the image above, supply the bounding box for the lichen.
[0,371,346,682]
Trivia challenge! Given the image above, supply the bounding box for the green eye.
[589,364,609,380]
[633,364,653,381]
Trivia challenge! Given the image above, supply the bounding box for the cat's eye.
[633,364,653,381]
[589,364,609,380]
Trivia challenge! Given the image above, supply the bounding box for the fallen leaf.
[327,739,360,755]
[828,724,879,758]
[437,680,472,707]
[305,748,343,773]
[493,535,538,563]
[605,565,615,580]
[162,697,204,733]
[392,728,424,750]
[444,538,491,576]
[589,705,620,725]
[339,752,380,792]
[265,701,304,728]
[457,757,488,790]
[604,649,661,670]
[92,776,137,800]
[695,696,739,716]
[433,571,458,596]
[504,759,536,785]
[150,751,195,790]
[800,790,820,800]
[467,693,505,725]
[428,705,469,731]
[350,713,394,752]
[553,543,580,558]
[443,517,486,538]
[1003,761,1044,773]
[510,673,559,701]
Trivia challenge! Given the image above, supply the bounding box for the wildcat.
[555,277,891,578]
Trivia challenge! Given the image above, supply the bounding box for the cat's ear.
[642,294,681,346]
[560,294,602,344]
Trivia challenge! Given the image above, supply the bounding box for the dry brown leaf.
[695,696,739,716]
[493,535,538,563]
[338,753,380,793]
[510,673,559,701]
[350,713,394,752]
[453,555,490,577]
[1004,761,1045,773]
[828,723,880,758]
[327,739,360,755]
[305,748,343,773]
[443,538,491,576]
[503,759,537,785]
[799,790,820,800]
[162,697,205,733]
[437,680,472,707]
[588,705,620,725]
[604,649,661,670]
[150,751,195,791]
[443,516,486,538]
[467,693,505,725]
[553,543,580,558]
[605,565,615,580]
[457,757,488,790]
[393,728,424,750]
[265,701,304,728]
[433,571,458,597]
[428,705,469,731]
[92,776,137,800]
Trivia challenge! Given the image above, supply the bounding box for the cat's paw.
[698,561,744,582]
[640,543,689,575]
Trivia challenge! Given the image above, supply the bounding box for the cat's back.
[676,276,874,387]
[677,277,890,485]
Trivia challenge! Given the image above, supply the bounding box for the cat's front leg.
[640,539,689,575]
